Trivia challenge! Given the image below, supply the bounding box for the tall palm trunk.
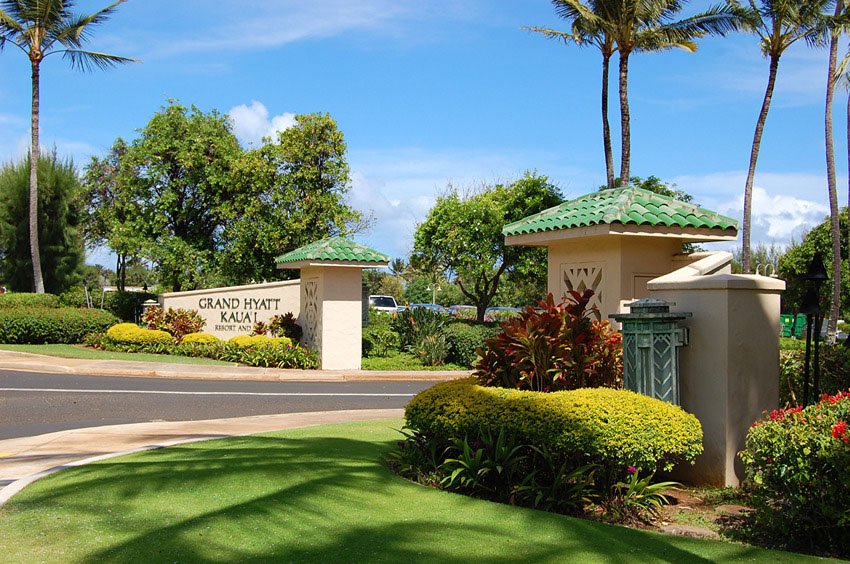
[825,0,843,340]
[602,51,615,189]
[29,59,44,293]
[618,50,631,185]
[742,54,780,274]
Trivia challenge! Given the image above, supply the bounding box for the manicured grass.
[0,343,234,366]
[0,420,831,563]
[362,351,467,371]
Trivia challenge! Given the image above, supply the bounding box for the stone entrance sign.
[160,280,300,340]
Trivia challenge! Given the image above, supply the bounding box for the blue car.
[408,303,447,314]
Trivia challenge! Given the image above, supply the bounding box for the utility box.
[610,298,691,405]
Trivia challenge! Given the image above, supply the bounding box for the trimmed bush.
[444,322,500,367]
[405,378,703,475]
[229,334,292,348]
[0,307,118,344]
[0,292,60,309]
[476,291,622,392]
[105,323,173,345]
[180,332,220,345]
[740,391,850,557]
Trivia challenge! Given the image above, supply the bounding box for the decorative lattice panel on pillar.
[302,278,321,350]
[561,262,604,311]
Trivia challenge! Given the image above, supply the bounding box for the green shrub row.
[363,309,499,368]
[60,288,159,322]
[404,378,703,477]
[0,292,60,309]
[741,391,850,557]
[0,307,119,344]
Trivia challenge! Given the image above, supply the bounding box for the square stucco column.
[649,273,784,486]
[299,266,363,370]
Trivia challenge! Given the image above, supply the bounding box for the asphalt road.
[0,370,440,439]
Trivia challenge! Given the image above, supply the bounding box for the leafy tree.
[413,172,562,321]
[0,0,136,293]
[92,102,242,291]
[730,0,832,273]
[82,139,143,291]
[0,152,84,294]
[778,212,849,317]
[217,113,364,284]
[731,241,784,274]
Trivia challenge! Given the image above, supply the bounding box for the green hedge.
[0,293,60,309]
[443,322,500,367]
[0,307,119,344]
[405,378,703,474]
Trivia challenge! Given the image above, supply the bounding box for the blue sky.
[0,0,842,265]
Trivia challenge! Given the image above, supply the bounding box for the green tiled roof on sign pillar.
[502,186,738,237]
[275,236,390,266]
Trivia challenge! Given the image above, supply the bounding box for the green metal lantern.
[610,298,691,405]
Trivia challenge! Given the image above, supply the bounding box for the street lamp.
[800,254,828,406]
[426,283,440,305]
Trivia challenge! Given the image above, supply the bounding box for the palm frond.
[55,0,127,47]
[59,49,137,72]
[522,25,581,46]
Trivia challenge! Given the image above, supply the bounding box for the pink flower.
[627,466,637,474]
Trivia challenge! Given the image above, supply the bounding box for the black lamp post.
[800,254,828,406]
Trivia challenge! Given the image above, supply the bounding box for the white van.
[369,295,399,313]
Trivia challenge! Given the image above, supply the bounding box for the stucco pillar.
[299,266,364,370]
[649,271,784,486]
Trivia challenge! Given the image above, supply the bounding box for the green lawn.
[0,420,832,563]
[362,351,467,371]
[0,343,235,366]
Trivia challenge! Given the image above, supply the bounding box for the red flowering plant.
[740,390,850,556]
[143,306,205,343]
[474,291,622,392]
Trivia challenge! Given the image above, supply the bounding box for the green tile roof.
[275,237,390,265]
[502,186,738,237]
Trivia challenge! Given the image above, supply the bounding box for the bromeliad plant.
[440,430,527,503]
[604,467,680,525]
[475,291,622,392]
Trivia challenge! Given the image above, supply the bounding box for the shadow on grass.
[3,430,814,563]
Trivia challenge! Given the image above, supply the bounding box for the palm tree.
[822,1,845,339]
[603,1,738,185]
[0,0,136,293]
[527,1,737,188]
[525,1,618,188]
[731,0,832,273]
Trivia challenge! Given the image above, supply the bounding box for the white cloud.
[227,101,296,147]
[672,170,835,247]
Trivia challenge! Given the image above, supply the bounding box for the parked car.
[369,295,399,313]
[484,306,521,322]
[408,303,447,314]
[448,305,477,319]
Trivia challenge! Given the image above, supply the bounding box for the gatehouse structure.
[504,186,785,486]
